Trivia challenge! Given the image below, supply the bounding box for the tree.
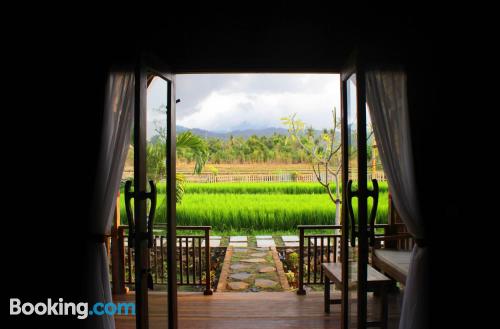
[176,131,209,174]
[281,109,342,225]
[150,113,209,203]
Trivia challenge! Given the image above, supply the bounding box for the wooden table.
[322,262,392,329]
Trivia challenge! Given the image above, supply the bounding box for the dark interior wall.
[5,9,452,328]
[5,33,109,327]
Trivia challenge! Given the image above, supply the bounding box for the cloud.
[150,73,341,132]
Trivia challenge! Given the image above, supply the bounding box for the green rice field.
[119,181,389,235]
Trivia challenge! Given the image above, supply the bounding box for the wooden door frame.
[134,60,149,329]
[340,65,351,329]
[137,57,369,329]
[134,56,177,329]
[340,51,369,329]
[165,75,178,329]
[355,61,369,329]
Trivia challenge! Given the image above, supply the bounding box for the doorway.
[112,64,401,329]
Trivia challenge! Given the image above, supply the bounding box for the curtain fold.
[86,71,134,329]
[366,70,429,329]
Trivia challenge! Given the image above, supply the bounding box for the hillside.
[176,125,292,139]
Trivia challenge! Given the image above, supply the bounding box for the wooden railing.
[297,225,342,295]
[296,223,392,295]
[176,226,213,295]
[114,225,213,295]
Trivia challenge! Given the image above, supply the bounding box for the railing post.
[203,228,213,295]
[297,227,306,295]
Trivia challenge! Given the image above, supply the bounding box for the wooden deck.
[114,290,402,329]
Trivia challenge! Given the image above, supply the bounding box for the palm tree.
[176,131,209,174]
[175,131,208,202]
[147,129,209,203]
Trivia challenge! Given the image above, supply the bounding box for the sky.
[147,74,341,135]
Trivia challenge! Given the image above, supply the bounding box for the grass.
[120,181,389,235]
[184,182,328,194]
[178,193,387,233]
[151,181,388,195]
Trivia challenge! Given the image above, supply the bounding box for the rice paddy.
[119,181,389,235]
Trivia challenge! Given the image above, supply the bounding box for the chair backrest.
[374,195,414,250]
[346,178,379,247]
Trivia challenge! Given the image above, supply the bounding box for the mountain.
[176,125,291,139]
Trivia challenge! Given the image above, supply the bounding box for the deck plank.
[114,291,402,329]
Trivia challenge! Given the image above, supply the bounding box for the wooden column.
[166,78,178,329]
[111,192,126,295]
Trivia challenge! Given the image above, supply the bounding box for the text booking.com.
[10,298,135,319]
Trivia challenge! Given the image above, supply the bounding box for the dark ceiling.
[98,9,428,73]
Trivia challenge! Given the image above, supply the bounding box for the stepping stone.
[230,236,247,242]
[255,279,279,288]
[227,282,249,290]
[255,235,273,239]
[241,258,267,263]
[282,236,299,242]
[202,240,220,247]
[233,248,248,253]
[258,266,276,273]
[230,264,250,270]
[229,272,252,280]
[250,252,268,257]
[229,242,248,247]
[284,242,300,247]
[256,239,275,247]
[210,236,222,240]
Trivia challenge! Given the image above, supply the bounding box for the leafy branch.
[281,109,342,224]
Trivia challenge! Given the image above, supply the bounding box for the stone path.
[134,235,305,248]
[219,246,289,292]
[213,235,306,248]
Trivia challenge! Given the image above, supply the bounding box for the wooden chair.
[371,234,412,285]
[370,197,413,286]
[322,262,392,329]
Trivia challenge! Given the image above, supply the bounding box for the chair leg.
[324,276,330,314]
[380,287,388,329]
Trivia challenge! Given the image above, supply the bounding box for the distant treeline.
[176,134,306,164]
[176,133,375,165]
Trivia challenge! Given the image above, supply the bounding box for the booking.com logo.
[10,298,135,319]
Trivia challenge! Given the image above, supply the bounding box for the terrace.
[113,291,403,329]
[108,183,410,329]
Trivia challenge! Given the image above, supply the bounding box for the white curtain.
[87,71,134,329]
[366,70,429,329]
